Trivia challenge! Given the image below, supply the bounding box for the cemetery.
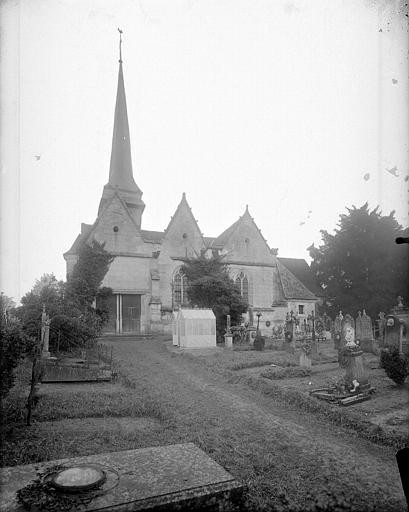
[170,300,409,448]
[1,299,408,511]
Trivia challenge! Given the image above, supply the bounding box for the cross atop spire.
[118,28,123,63]
[98,30,145,226]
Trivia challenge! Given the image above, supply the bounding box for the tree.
[308,203,409,318]
[16,240,114,352]
[181,255,248,337]
[65,239,114,312]
[31,273,61,296]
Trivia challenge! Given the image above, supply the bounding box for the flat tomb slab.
[0,443,244,511]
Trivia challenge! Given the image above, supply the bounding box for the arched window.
[173,268,189,307]
[235,272,249,303]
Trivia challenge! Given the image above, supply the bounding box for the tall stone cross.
[41,304,51,358]
[226,315,231,335]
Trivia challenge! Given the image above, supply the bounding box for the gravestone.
[355,311,362,342]
[377,312,386,345]
[338,314,369,390]
[41,305,51,359]
[388,298,409,355]
[0,444,244,512]
[224,315,233,348]
[384,314,402,351]
[284,312,296,353]
[333,311,343,349]
[359,310,375,353]
[323,313,332,340]
[299,348,312,368]
[340,314,355,348]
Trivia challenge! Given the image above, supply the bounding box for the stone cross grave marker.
[340,314,355,349]
[333,311,343,349]
[355,311,362,342]
[360,310,375,353]
[41,305,51,358]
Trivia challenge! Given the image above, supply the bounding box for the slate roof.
[276,259,317,301]
[278,257,324,297]
[141,230,164,243]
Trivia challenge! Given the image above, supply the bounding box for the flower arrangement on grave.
[285,330,293,342]
[333,377,347,395]
[315,318,324,336]
[301,341,312,356]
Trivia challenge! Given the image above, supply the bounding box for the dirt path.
[105,337,406,511]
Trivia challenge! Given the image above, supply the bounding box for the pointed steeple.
[99,30,145,227]
[108,57,140,192]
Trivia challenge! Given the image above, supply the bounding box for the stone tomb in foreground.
[0,444,244,511]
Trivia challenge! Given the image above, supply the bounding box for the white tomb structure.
[172,311,180,346]
[177,309,216,348]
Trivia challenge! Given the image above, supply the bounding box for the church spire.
[98,30,145,227]
[108,29,140,193]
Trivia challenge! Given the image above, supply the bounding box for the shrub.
[380,348,409,385]
[0,320,34,399]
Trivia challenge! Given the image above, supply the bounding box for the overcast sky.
[1,0,408,302]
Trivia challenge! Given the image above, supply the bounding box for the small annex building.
[176,309,216,349]
[64,49,322,336]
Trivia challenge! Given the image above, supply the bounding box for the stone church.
[64,53,322,335]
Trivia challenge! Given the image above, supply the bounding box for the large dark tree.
[308,203,408,319]
[65,240,114,312]
[181,255,248,337]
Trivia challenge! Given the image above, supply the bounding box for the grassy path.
[106,336,405,511]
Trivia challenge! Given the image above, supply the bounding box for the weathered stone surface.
[0,444,244,512]
[42,365,112,382]
[344,350,369,386]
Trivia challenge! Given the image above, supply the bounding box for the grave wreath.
[301,341,312,356]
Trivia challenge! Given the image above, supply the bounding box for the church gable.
[87,193,146,254]
[161,193,205,259]
[218,208,275,264]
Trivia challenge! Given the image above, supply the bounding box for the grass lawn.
[2,340,406,512]
[0,360,174,468]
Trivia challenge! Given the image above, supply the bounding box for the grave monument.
[225,315,233,348]
[359,310,375,353]
[177,309,216,349]
[333,311,343,349]
[339,313,369,390]
[384,298,409,355]
[0,444,244,512]
[41,305,51,359]
[310,312,373,405]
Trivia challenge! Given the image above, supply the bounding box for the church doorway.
[97,294,141,334]
[122,294,141,333]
